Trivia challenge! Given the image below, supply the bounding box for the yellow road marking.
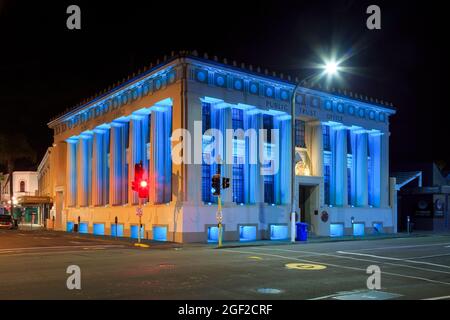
[248,256,263,260]
[285,263,326,270]
[134,243,150,248]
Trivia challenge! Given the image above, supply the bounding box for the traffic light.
[222,177,230,189]
[211,173,221,196]
[138,179,149,199]
[132,161,148,199]
[132,162,144,191]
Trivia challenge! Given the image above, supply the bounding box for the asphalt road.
[1,229,450,300]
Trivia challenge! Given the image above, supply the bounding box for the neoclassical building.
[47,52,397,242]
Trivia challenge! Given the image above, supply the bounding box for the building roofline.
[48,50,396,127]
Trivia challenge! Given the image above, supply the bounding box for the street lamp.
[290,58,341,243]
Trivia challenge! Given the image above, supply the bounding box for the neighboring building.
[46,52,397,242]
[394,163,450,232]
[37,147,55,227]
[0,171,41,223]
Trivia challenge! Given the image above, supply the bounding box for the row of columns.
[311,122,385,208]
[301,120,387,208]
[65,105,172,208]
[204,101,292,205]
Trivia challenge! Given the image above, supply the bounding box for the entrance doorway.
[299,185,315,226]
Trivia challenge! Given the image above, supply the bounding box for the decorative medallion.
[265,86,274,98]
[215,74,226,87]
[249,82,259,95]
[233,78,243,91]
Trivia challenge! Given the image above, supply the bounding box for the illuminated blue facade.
[48,53,396,242]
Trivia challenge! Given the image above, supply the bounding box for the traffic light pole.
[138,197,142,244]
[217,195,223,248]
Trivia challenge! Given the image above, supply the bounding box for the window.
[201,103,214,203]
[295,119,306,148]
[347,156,353,206]
[347,130,352,154]
[322,125,330,151]
[19,181,25,192]
[324,165,330,205]
[347,130,353,206]
[367,134,373,206]
[232,109,245,204]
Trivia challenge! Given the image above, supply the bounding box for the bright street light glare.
[324,61,339,75]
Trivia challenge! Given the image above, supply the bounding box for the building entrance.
[299,185,316,227]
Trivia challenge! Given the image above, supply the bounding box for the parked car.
[0,214,17,230]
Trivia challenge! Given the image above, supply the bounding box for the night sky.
[0,0,448,172]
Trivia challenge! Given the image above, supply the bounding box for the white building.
[46,52,397,242]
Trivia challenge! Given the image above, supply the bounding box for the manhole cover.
[333,290,402,300]
[257,288,283,294]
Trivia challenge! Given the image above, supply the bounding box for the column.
[110,123,123,205]
[306,121,323,177]
[92,127,109,206]
[103,128,110,205]
[331,127,347,206]
[369,132,382,207]
[211,103,232,203]
[121,122,129,205]
[66,140,77,207]
[149,105,172,204]
[274,114,291,205]
[380,132,390,207]
[355,132,368,207]
[129,116,143,205]
[244,109,263,204]
[92,131,103,206]
[76,133,92,207]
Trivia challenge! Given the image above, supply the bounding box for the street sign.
[136,207,143,217]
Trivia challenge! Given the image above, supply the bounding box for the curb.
[212,233,431,249]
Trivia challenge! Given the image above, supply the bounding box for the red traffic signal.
[132,161,148,199]
[138,179,149,198]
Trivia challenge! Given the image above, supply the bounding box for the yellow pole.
[218,195,222,248]
[138,197,142,244]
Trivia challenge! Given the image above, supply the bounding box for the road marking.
[422,295,450,300]
[0,244,125,254]
[248,256,263,260]
[251,247,450,275]
[222,248,450,286]
[350,242,450,252]
[337,251,450,269]
[285,263,326,270]
[408,253,450,260]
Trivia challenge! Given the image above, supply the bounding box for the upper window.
[322,126,330,151]
[295,120,306,148]
[19,180,25,192]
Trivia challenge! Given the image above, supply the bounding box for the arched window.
[19,181,26,192]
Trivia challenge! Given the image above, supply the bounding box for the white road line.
[348,242,450,252]
[0,244,124,253]
[223,249,450,286]
[422,295,450,300]
[337,251,450,269]
[250,247,450,275]
[408,253,450,260]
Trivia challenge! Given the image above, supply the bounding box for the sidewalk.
[18,224,45,231]
[209,231,449,249]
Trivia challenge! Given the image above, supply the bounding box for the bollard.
[407,216,410,234]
